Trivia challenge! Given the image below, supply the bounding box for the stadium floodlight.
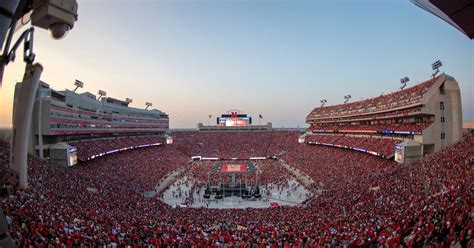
[344,95,351,104]
[97,90,106,100]
[431,60,442,77]
[145,102,153,110]
[400,76,409,90]
[320,99,327,107]
[125,98,133,103]
[73,79,83,92]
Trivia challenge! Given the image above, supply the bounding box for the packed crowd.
[0,130,472,246]
[307,76,438,119]
[310,121,431,133]
[71,135,165,160]
[172,131,273,158]
[305,134,401,157]
[309,106,424,123]
[0,141,10,178]
[0,142,190,246]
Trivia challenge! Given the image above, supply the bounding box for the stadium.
[0,0,472,247]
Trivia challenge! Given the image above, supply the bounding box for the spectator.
[0,130,471,246]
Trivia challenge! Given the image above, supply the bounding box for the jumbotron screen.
[68,147,78,166]
[217,111,252,127]
[217,117,251,127]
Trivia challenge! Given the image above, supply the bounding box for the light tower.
[97,90,107,100]
[432,60,442,77]
[344,95,351,104]
[145,102,153,110]
[320,99,327,107]
[73,79,83,92]
[400,76,409,90]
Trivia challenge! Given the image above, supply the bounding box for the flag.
[259,114,263,119]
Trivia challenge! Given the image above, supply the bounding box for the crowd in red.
[71,135,165,160]
[307,76,438,119]
[305,134,401,157]
[0,130,472,247]
[173,131,273,158]
[309,106,424,123]
[310,121,431,133]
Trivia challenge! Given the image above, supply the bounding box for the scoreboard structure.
[198,110,271,131]
[394,144,404,163]
[217,110,252,127]
[394,140,423,164]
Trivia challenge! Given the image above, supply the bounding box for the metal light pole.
[432,60,442,77]
[400,76,409,90]
[0,1,78,245]
[344,95,351,104]
[73,79,84,92]
[97,90,106,100]
[1,0,79,189]
[320,99,327,107]
[11,63,43,188]
[145,102,152,110]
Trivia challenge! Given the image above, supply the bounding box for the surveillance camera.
[48,23,71,40]
[30,0,78,39]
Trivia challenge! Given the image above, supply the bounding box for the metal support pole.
[10,63,43,188]
[37,98,44,158]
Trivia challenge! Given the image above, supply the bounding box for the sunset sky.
[0,0,472,128]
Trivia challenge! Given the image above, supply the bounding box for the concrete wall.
[420,74,463,153]
[403,142,423,164]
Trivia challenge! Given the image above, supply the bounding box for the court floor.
[160,176,313,209]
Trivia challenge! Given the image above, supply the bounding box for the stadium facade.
[13,81,169,160]
[305,73,462,162]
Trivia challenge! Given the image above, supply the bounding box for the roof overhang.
[411,0,474,39]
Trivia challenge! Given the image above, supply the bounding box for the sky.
[0,0,472,128]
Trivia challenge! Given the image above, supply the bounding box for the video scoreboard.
[67,147,78,166]
[217,111,252,127]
